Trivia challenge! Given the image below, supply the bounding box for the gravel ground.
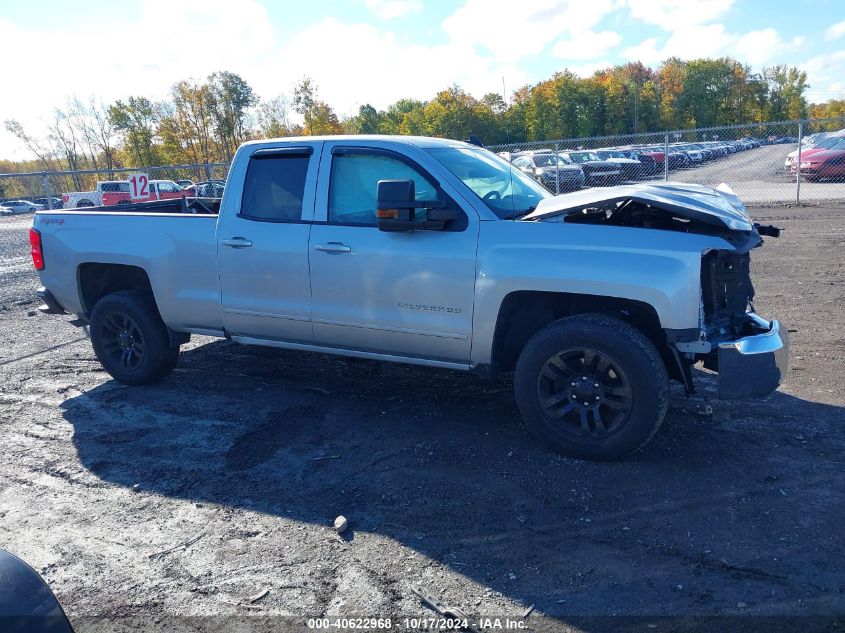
[0,207,843,632]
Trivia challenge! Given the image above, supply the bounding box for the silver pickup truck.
[30,135,789,461]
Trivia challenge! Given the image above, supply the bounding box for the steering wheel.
[483,190,502,201]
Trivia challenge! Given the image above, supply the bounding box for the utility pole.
[634,86,640,134]
[627,78,640,133]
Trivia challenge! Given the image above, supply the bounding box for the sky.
[1,0,844,160]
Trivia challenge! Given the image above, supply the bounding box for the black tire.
[89,291,176,385]
[514,313,669,461]
[77,200,94,208]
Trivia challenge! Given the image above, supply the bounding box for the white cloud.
[623,37,660,64]
[442,0,615,63]
[801,49,845,103]
[826,20,845,41]
[0,0,276,159]
[364,0,421,20]
[267,18,527,115]
[623,25,804,67]
[734,29,804,66]
[625,0,734,31]
[551,30,622,59]
[623,23,732,64]
[568,60,614,77]
[0,0,836,159]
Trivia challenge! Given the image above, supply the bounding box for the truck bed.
[34,203,223,333]
[80,197,221,215]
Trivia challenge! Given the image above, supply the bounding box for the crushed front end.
[676,232,789,399]
[526,182,790,399]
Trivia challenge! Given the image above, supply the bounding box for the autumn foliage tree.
[1,58,836,179]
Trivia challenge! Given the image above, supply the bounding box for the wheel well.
[78,263,154,316]
[491,290,678,379]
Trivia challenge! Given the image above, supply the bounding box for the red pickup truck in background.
[101,180,186,206]
[63,180,186,208]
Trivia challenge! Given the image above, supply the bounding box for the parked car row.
[499,138,762,192]
[1,199,45,215]
[784,129,845,181]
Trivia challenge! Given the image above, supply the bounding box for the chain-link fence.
[0,162,230,308]
[2,116,845,310]
[0,162,230,210]
[488,116,845,206]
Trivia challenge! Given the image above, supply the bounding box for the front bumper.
[717,315,789,400]
[540,173,583,190]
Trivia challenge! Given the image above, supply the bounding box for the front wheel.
[514,313,669,461]
[89,291,177,385]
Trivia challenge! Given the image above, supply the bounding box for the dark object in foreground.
[0,548,74,633]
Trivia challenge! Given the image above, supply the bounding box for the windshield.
[815,137,841,149]
[597,150,625,158]
[427,147,550,219]
[567,151,600,163]
[534,154,566,167]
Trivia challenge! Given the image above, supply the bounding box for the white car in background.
[0,200,43,215]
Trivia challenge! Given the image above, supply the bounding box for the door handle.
[221,237,253,248]
[315,242,352,253]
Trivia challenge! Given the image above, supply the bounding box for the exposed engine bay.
[701,248,754,338]
[524,181,779,241]
[556,198,749,239]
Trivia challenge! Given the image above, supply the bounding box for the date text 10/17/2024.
[306,617,528,630]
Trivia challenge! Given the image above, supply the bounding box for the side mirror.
[376,179,455,232]
[377,179,417,232]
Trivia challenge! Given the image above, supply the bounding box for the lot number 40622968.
[129,173,150,199]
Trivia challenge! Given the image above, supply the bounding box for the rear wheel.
[514,313,669,461]
[89,291,176,385]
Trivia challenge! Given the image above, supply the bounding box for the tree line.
[1,56,839,196]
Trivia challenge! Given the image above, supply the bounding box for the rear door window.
[240,152,311,222]
[157,181,180,193]
[101,182,129,192]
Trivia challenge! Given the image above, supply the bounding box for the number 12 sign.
[129,173,150,200]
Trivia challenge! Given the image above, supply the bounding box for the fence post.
[664,132,669,181]
[42,172,52,210]
[796,121,803,206]
[554,142,560,194]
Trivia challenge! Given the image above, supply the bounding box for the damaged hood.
[523,181,753,232]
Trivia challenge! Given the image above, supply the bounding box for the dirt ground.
[0,206,843,632]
